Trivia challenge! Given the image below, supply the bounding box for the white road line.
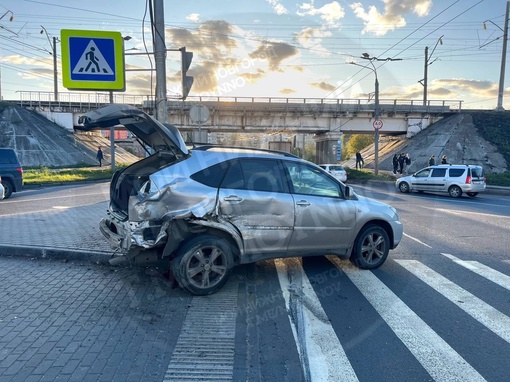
[396,259,510,344]
[403,232,432,248]
[441,253,510,291]
[329,258,486,382]
[434,208,510,220]
[275,258,359,382]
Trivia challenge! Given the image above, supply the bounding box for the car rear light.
[465,175,472,184]
[17,167,23,175]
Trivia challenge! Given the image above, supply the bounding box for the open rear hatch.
[78,104,188,155]
[78,104,189,216]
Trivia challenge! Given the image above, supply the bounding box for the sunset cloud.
[350,0,432,36]
[297,1,346,27]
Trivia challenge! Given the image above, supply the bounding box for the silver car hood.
[77,104,188,155]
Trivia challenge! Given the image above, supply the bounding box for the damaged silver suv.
[79,104,403,295]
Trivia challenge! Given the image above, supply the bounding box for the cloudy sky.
[0,0,506,109]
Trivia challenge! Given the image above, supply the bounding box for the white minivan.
[396,164,486,198]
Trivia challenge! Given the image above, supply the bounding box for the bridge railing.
[16,91,151,110]
[169,96,462,114]
[16,91,462,114]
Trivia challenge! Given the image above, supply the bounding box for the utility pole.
[374,73,380,175]
[497,0,509,111]
[421,35,443,106]
[52,36,58,101]
[153,0,167,123]
[40,26,59,101]
[423,46,428,106]
[484,1,510,110]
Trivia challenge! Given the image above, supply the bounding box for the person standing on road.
[96,146,104,167]
[398,153,406,174]
[404,153,412,174]
[429,155,436,166]
[441,155,448,164]
[355,151,364,170]
[392,154,399,174]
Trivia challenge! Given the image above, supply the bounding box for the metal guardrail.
[15,91,463,114]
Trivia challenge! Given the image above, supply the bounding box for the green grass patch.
[345,167,396,182]
[24,166,115,185]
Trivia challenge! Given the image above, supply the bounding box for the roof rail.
[190,143,300,158]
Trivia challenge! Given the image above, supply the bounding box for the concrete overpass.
[15,91,462,163]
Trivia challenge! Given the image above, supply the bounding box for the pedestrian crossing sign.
[61,29,125,91]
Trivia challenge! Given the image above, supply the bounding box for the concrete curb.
[0,244,113,264]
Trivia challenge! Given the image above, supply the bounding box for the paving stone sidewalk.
[0,201,113,262]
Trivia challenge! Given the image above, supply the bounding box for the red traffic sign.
[373,119,383,130]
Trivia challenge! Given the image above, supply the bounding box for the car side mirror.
[345,185,351,199]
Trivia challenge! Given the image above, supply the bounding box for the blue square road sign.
[61,29,125,91]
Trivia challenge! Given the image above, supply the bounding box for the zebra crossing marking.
[275,258,359,382]
[441,253,510,291]
[330,258,486,382]
[395,259,510,344]
[403,232,432,248]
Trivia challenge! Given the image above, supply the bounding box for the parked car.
[396,164,486,198]
[319,164,347,182]
[79,104,403,296]
[0,148,23,199]
[0,177,4,200]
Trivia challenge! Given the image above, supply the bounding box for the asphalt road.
[0,182,509,381]
[0,182,110,216]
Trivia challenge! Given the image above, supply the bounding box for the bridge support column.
[313,132,343,164]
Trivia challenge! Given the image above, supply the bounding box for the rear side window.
[470,167,484,177]
[221,159,286,193]
[191,160,231,188]
[449,168,466,177]
[0,150,17,164]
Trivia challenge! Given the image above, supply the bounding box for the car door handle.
[296,200,310,207]
[223,195,242,202]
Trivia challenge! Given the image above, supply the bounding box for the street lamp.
[420,35,443,106]
[0,10,14,21]
[0,10,17,36]
[350,54,400,175]
[40,26,59,101]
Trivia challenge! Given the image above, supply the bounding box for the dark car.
[0,177,4,200]
[0,148,23,199]
[79,104,403,296]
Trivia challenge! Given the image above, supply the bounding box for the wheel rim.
[360,232,386,265]
[450,186,461,197]
[399,182,409,192]
[185,246,228,289]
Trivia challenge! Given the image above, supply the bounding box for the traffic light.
[180,47,194,100]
